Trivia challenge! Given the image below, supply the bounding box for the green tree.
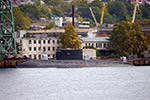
[109,21,149,55]
[51,6,63,17]
[13,8,31,31]
[59,23,82,49]
[107,1,127,22]
[37,5,51,18]
[46,22,56,29]
[43,0,62,6]
[72,0,88,7]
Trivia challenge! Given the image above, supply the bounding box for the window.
[38,47,41,51]
[34,40,36,44]
[52,40,55,44]
[104,43,107,48]
[48,40,50,44]
[29,47,32,51]
[29,40,32,44]
[34,55,36,59]
[85,43,87,46]
[48,47,50,51]
[43,47,46,51]
[57,40,59,44]
[43,40,46,44]
[39,40,41,44]
[98,43,102,48]
[96,43,98,48]
[29,55,31,58]
[92,43,94,47]
[34,47,36,51]
[48,55,50,57]
[53,47,55,51]
[39,55,41,59]
[53,54,55,58]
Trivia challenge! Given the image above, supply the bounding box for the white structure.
[80,37,110,50]
[55,17,63,27]
[83,49,96,60]
[22,32,61,59]
[78,21,90,28]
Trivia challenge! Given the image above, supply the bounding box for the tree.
[43,0,62,6]
[46,22,56,29]
[71,0,88,7]
[107,1,127,22]
[13,8,31,31]
[59,23,82,49]
[51,6,63,17]
[109,21,149,55]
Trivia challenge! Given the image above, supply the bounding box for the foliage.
[46,22,56,29]
[83,46,101,57]
[19,4,51,20]
[109,21,149,55]
[59,23,82,49]
[51,6,64,17]
[43,0,63,6]
[107,1,127,22]
[13,7,31,31]
[71,0,88,7]
[108,53,120,58]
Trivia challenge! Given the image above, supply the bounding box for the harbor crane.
[131,0,141,23]
[0,0,16,60]
[89,2,106,27]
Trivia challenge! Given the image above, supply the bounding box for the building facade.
[22,32,61,59]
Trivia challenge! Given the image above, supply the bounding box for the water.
[0,66,150,100]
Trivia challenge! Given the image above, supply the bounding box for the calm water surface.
[0,66,150,100]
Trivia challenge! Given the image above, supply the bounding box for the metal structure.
[0,0,16,60]
[100,2,105,24]
[89,7,99,27]
[131,0,141,23]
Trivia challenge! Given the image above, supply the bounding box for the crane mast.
[0,0,16,60]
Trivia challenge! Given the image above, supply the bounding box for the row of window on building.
[29,46,60,51]
[85,43,109,48]
[28,39,59,44]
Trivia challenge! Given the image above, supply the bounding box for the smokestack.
[72,5,75,27]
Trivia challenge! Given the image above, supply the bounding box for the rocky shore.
[17,60,133,68]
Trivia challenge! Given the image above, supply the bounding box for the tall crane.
[131,0,141,23]
[89,2,106,27]
[0,0,16,60]
[89,7,99,27]
[100,2,105,24]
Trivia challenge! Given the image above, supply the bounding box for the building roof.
[29,28,94,33]
[80,37,110,42]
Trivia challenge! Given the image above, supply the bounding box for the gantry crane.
[0,0,16,60]
[131,0,141,23]
[89,2,106,27]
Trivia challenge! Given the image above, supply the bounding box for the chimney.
[72,5,75,27]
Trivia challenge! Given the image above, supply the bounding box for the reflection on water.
[0,66,150,100]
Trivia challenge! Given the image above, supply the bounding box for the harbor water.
[0,66,150,100]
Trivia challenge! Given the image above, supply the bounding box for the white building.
[80,37,110,50]
[22,31,62,59]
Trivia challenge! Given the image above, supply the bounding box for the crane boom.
[89,7,99,27]
[131,0,140,23]
[100,2,105,24]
